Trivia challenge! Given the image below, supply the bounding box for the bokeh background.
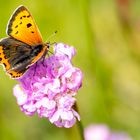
[0,0,140,139]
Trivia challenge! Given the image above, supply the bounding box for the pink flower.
[61,67,82,91]
[13,43,83,128]
[54,43,76,59]
[84,124,133,140]
[13,85,27,105]
[49,94,80,128]
[84,124,110,140]
[110,132,133,140]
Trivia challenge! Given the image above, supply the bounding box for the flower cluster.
[84,124,133,140]
[13,43,82,128]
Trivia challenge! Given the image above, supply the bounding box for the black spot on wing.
[15,25,18,28]
[27,23,32,28]
[31,31,34,33]
[10,73,13,76]
[0,57,2,61]
[15,31,18,34]
[27,15,31,18]
[4,55,7,59]
[3,63,6,67]
[20,22,22,24]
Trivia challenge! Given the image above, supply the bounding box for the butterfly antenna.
[48,50,53,54]
[46,30,57,42]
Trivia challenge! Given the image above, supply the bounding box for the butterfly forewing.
[7,5,43,46]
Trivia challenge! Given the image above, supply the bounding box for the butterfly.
[0,5,50,79]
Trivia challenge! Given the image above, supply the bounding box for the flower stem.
[77,120,85,140]
[74,103,85,140]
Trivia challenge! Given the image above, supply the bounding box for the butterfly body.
[0,6,49,78]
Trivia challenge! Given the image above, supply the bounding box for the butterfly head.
[44,42,51,50]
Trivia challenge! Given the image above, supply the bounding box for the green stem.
[77,120,85,140]
[75,103,85,140]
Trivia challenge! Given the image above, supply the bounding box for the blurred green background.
[1,0,140,139]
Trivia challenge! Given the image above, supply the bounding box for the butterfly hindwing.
[7,69,28,79]
[0,37,36,78]
[0,46,27,79]
[0,45,10,71]
[7,5,43,46]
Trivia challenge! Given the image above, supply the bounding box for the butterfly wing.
[7,5,43,46]
[0,37,36,78]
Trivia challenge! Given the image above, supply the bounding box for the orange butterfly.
[0,5,50,79]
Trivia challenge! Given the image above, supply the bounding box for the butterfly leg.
[42,54,47,67]
[33,62,38,76]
